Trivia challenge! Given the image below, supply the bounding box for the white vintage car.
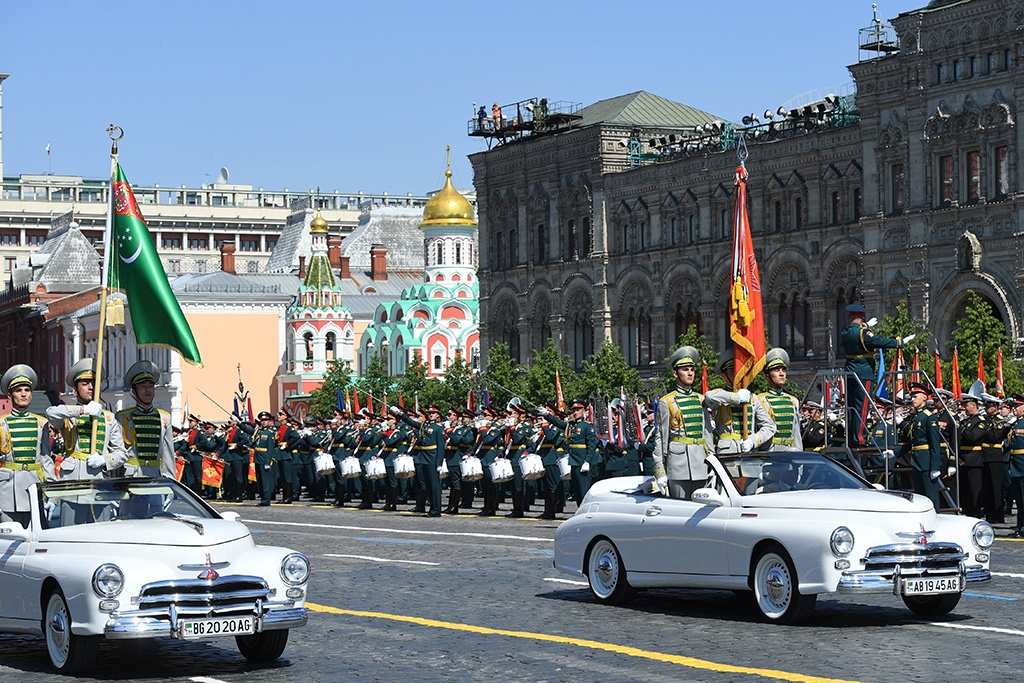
[0,477,309,673]
[554,451,993,624]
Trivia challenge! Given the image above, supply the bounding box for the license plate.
[180,616,255,639]
[902,576,961,595]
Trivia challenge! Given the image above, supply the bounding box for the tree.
[353,352,392,414]
[574,341,644,400]
[949,290,1023,395]
[394,351,446,411]
[874,299,932,381]
[481,342,526,409]
[661,328,726,394]
[308,363,353,418]
[524,338,575,408]
[439,354,474,411]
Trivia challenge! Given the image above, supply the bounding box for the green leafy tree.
[575,341,644,400]
[309,363,353,417]
[661,328,725,394]
[874,299,932,382]
[524,338,575,409]
[353,352,393,413]
[949,290,1023,395]
[439,354,474,411]
[394,351,447,411]
[481,342,526,409]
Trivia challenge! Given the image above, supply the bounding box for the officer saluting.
[841,303,902,446]
[0,364,54,525]
[46,358,127,480]
[117,360,176,479]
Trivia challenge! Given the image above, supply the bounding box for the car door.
[0,530,32,627]
[635,494,732,577]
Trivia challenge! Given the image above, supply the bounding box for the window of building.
[266,239,277,252]
[670,217,679,246]
[566,219,577,259]
[240,239,259,252]
[966,150,981,202]
[535,224,545,264]
[246,261,259,273]
[304,332,313,360]
[162,237,181,249]
[953,60,962,80]
[495,232,506,270]
[1004,49,1012,70]
[639,221,647,251]
[987,52,996,72]
[970,56,979,76]
[196,260,207,274]
[773,201,782,232]
[0,233,19,246]
[995,145,1009,197]
[455,241,463,266]
[936,63,946,83]
[939,154,954,205]
[891,163,905,213]
[168,259,181,273]
[687,214,697,244]
[582,217,592,257]
[793,197,803,230]
[188,238,208,250]
[830,191,841,224]
[721,209,729,240]
[26,233,45,246]
[435,242,443,264]
[326,332,336,361]
[622,222,632,253]
[433,354,442,370]
[509,229,518,266]
[4,257,15,272]
[852,187,862,220]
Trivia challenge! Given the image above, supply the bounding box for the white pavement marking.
[247,519,551,543]
[992,571,1024,579]
[190,677,231,683]
[926,621,1024,637]
[543,577,588,586]
[325,554,440,566]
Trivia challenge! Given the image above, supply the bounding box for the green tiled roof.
[303,254,337,291]
[576,90,724,129]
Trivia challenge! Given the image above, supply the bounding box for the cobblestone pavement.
[1,499,1022,682]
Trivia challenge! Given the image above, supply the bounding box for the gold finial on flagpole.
[106,124,124,156]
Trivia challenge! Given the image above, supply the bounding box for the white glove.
[264,464,272,470]
[87,453,106,469]
[43,499,56,518]
[866,317,877,327]
[929,470,941,480]
[82,401,103,417]
[656,475,668,490]
[947,465,957,477]
[739,438,755,453]
[436,466,445,474]
[537,407,550,416]
[388,406,402,416]
[581,462,590,473]
[633,441,640,450]
[902,334,916,345]
[882,449,895,460]
[735,389,751,403]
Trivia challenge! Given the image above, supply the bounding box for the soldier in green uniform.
[505,405,534,518]
[194,420,226,499]
[358,411,384,509]
[443,409,474,514]
[252,411,278,506]
[475,409,506,516]
[117,361,176,480]
[759,348,802,451]
[980,393,1011,523]
[651,346,714,499]
[532,410,565,519]
[801,401,826,451]
[0,364,54,525]
[183,413,203,493]
[899,382,943,512]
[546,398,598,507]
[307,417,334,502]
[840,303,902,446]
[46,358,127,481]
[1004,394,1024,537]
[274,409,303,504]
[957,392,986,517]
[380,412,408,511]
[223,413,254,502]
[395,404,446,517]
[705,349,776,454]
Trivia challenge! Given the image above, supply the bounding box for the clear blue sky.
[2,0,924,196]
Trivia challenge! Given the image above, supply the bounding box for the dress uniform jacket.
[652,387,713,482]
[900,408,943,511]
[703,389,777,455]
[0,409,54,516]
[546,415,597,467]
[802,418,826,451]
[759,389,803,451]
[116,406,176,478]
[46,405,127,480]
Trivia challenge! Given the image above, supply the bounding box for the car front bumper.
[104,602,308,639]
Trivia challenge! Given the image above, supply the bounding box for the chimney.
[298,255,306,279]
[220,241,236,274]
[329,235,350,278]
[370,244,388,281]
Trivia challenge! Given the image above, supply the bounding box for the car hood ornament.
[197,553,220,580]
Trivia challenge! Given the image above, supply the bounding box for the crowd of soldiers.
[0,318,1021,535]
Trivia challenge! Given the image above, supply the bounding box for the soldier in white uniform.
[651,346,715,499]
[116,361,176,479]
[45,358,127,481]
[758,348,803,451]
[704,349,777,454]
[0,364,54,525]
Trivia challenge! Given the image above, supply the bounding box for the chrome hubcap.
[765,565,788,604]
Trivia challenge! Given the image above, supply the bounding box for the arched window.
[688,214,697,244]
[581,217,592,258]
[831,192,841,225]
[455,242,462,265]
[670,217,679,246]
[303,332,313,360]
[326,332,336,361]
[436,242,443,264]
[639,221,647,251]
[566,219,577,260]
[793,197,803,229]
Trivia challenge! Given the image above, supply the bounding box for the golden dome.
[310,210,329,234]
[420,147,477,229]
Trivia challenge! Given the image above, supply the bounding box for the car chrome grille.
[133,574,270,615]
[860,542,965,572]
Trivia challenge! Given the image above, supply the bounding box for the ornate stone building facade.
[471,0,1023,380]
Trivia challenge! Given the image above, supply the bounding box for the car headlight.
[281,553,310,586]
[972,521,994,550]
[92,563,124,598]
[830,526,854,557]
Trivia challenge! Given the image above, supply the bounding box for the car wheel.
[586,538,637,606]
[902,591,961,617]
[44,587,99,674]
[751,545,816,624]
[236,629,289,661]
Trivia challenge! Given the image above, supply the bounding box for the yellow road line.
[307,602,863,683]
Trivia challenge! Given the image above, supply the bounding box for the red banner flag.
[382,391,388,416]
[911,348,920,373]
[367,391,374,414]
[996,349,1004,397]
[353,389,361,413]
[933,348,943,389]
[555,370,565,412]
[951,347,962,399]
[701,362,709,394]
[729,164,766,389]
[977,347,986,384]
[398,393,404,408]
[467,389,475,412]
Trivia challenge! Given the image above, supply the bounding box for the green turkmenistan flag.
[107,163,202,366]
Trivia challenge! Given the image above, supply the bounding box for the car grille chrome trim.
[836,542,989,594]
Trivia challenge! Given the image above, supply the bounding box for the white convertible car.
[554,451,993,624]
[0,477,309,673]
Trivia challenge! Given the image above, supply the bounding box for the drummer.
[476,408,506,516]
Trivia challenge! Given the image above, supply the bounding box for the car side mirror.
[691,487,727,507]
[220,511,242,523]
[871,483,885,491]
[0,522,29,541]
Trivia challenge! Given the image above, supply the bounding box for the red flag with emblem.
[729,164,766,389]
[933,348,943,389]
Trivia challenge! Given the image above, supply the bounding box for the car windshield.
[37,477,217,529]
[720,452,870,496]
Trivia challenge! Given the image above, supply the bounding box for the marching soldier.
[307,417,334,502]
[505,404,535,518]
[332,410,359,507]
[274,409,303,504]
[394,404,446,517]
[652,346,714,499]
[357,411,384,509]
[116,361,175,480]
[380,411,409,511]
[980,394,1011,523]
[532,408,565,519]
[223,413,254,502]
[444,408,474,514]
[899,382,943,512]
[957,392,986,517]
[476,409,506,516]
[704,349,776,455]
[840,303,902,446]
[194,420,226,499]
[252,411,279,506]
[0,364,54,525]
[759,348,802,451]
[45,358,127,481]
[546,398,598,506]
[1005,394,1024,537]
[183,413,203,492]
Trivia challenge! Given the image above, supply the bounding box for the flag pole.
[91,125,123,453]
